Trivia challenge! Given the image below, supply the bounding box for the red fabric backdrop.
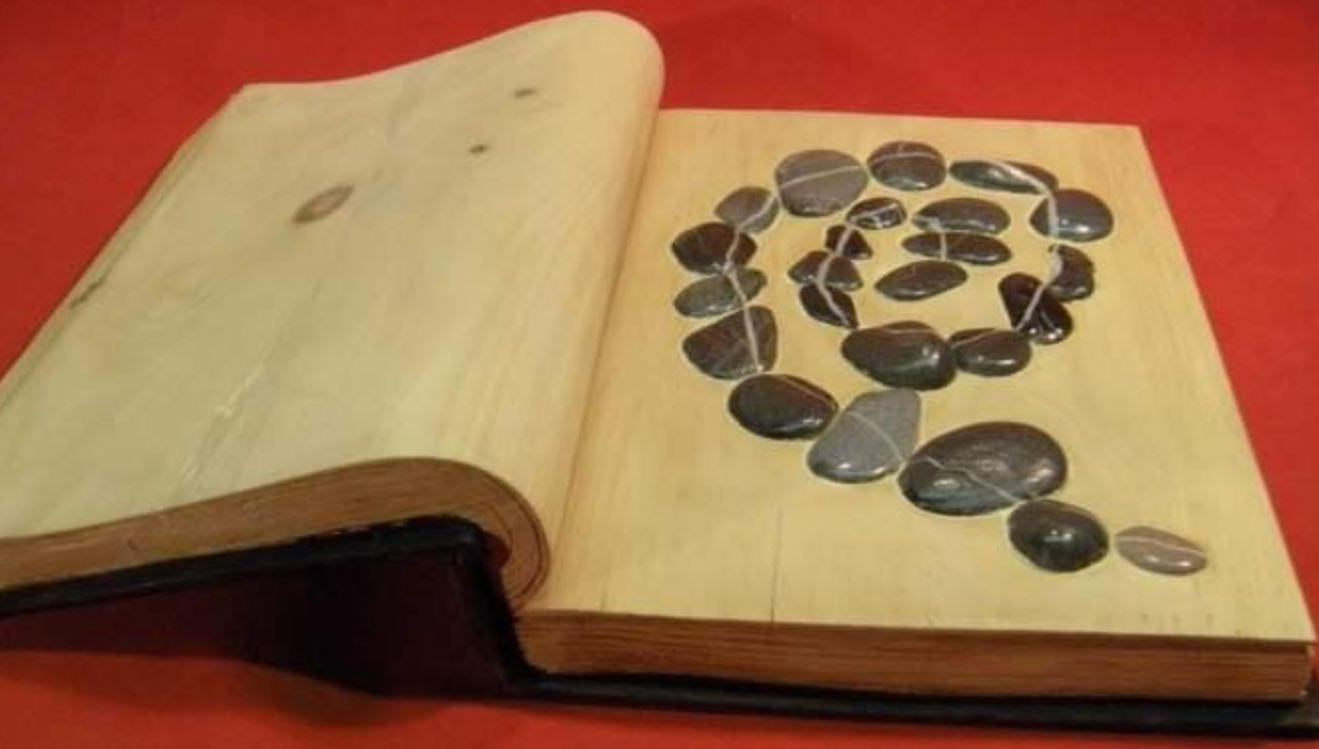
[2,1,1317,746]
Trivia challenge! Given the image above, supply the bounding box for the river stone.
[875,260,968,300]
[841,322,956,390]
[1115,526,1208,576]
[671,222,756,274]
[949,160,1058,194]
[715,186,779,233]
[1008,500,1109,573]
[825,224,874,259]
[913,197,1011,235]
[1047,245,1096,301]
[789,251,863,290]
[902,231,1012,265]
[898,422,1068,516]
[728,374,837,440]
[1000,272,1073,344]
[775,150,869,217]
[866,141,946,191]
[1030,189,1114,242]
[949,328,1032,377]
[807,389,921,483]
[799,284,858,329]
[847,197,907,230]
[681,306,777,380]
[672,268,767,318]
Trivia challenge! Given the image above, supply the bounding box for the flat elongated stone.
[825,224,873,259]
[681,306,777,380]
[1115,526,1208,576]
[899,422,1068,516]
[807,389,921,483]
[1030,189,1114,242]
[672,268,767,318]
[775,150,869,217]
[913,198,1011,235]
[728,374,837,440]
[671,222,756,274]
[847,197,907,229]
[902,231,1012,265]
[949,160,1058,194]
[789,251,863,290]
[715,186,780,233]
[875,260,967,300]
[1047,245,1096,301]
[799,284,858,329]
[1008,500,1109,573]
[866,141,945,191]
[949,328,1032,376]
[999,272,1073,344]
[841,322,956,390]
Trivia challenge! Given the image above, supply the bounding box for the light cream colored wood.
[0,11,663,607]
[521,109,1315,698]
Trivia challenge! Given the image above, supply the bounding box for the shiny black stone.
[1008,500,1109,573]
[899,422,1068,516]
[672,268,767,318]
[1047,245,1096,301]
[948,328,1032,377]
[789,251,863,291]
[1030,189,1114,242]
[671,222,756,274]
[799,284,858,329]
[999,272,1073,344]
[841,321,955,390]
[913,198,1011,235]
[846,197,907,229]
[825,224,873,259]
[681,306,778,380]
[728,374,837,440]
[874,260,968,301]
[902,231,1012,265]
[866,141,946,191]
[949,160,1058,194]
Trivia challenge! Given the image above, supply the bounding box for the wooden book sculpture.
[0,11,1314,736]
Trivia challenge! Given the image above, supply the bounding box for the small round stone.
[799,284,858,329]
[1047,245,1096,301]
[1115,526,1208,576]
[841,321,955,390]
[949,328,1032,377]
[949,160,1058,194]
[846,197,907,229]
[775,150,869,217]
[899,422,1068,516]
[1008,500,1109,573]
[913,197,1011,235]
[728,374,837,440]
[671,222,756,274]
[902,232,1012,265]
[672,268,767,318]
[866,141,946,191]
[1030,189,1114,242]
[825,224,873,259]
[789,251,863,290]
[715,186,780,233]
[875,260,968,301]
[999,272,1073,344]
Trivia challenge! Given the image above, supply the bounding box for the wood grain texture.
[521,109,1314,698]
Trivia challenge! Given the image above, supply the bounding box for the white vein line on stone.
[814,225,853,324]
[948,328,997,349]
[845,407,909,465]
[775,372,836,409]
[725,244,762,371]
[777,163,866,191]
[848,202,901,228]
[1120,532,1202,558]
[985,160,1063,334]
[905,454,1025,507]
[866,149,942,167]
[736,191,776,233]
[1014,247,1065,334]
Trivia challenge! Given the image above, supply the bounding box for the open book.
[0,11,1311,705]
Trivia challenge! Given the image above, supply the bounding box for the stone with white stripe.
[807,389,921,483]
[899,422,1068,516]
[774,150,869,217]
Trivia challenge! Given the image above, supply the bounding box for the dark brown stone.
[728,374,837,440]
[949,160,1058,194]
[874,260,968,300]
[775,150,869,217]
[949,328,1032,377]
[841,321,955,390]
[846,197,907,229]
[672,268,767,318]
[789,251,863,290]
[1008,500,1109,573]
[913,197,1011,235]
[825,224,873,259]
[715,186,779,233]
[999,272,1074,344]
[1030,189,1114,242]
[866,141,946,191]
[799,284,858,329]
[671,222,756,274]
[902,232,1012,265]
[899,422,1068,516]
[681,306,778,380]
[1047,245,1096,301]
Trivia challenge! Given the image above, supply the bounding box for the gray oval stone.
[902,231,1012,265]
[841,322,956,390]
[671,222,756,274]
[1008,500,1109,573]
[866,141,946,191]
[807,389,921,483]
[1000,272,1073,345]
[789,251,863,290]
[875,260,968,301]
[1115,526,1208,576]
[715,186,780,233]
[681,306,777,380]
[913,198,1011,235]
[799,284,858,329]
[1030,189,1114,242]
[949,328,1032,377]
[1047,244,1096,301]
[728,374,837,440]
[673,268,767,318]
[825,224,873,259]
[775,150,869,217]
[847,197,907,230]
[899,422,1068,516]
[949,160,1058,194]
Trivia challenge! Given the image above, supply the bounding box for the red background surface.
[2,1,1318,746]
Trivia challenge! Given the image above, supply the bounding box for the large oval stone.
[728,374,837,440]
[681,306,777,380]
[673,268,767,318]
[999,272,1074,344]
[807,389,921,483]
[866,141,946,191]
[1115,526,1208,576]
[1047,245,1096,301]
[1008,500,1109,573]
[913,198,1011,235]
[902,231,1012,265]
[799,284,858,329]
[875,260,968,301]
[949,328,1032,377]
[714,186,780,233]
[846,197,907,229]
[1030,189,1114,242]
[775,150,869,217]
[899,422,1068,516]
[671,222,756,274]
[949,160,1058,194]
[789,251,863,290]
[841,322,955,390]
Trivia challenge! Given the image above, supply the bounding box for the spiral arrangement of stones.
[671,142,1207,577]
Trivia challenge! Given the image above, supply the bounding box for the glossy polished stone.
[866,141,946,191]
[775,150,869,217]
[807,389,921,483]
[1115,526,1208,576]
[902,231,1012,265]
[789,251,863,290]
[681,306,778,380]
[841,322,956,390]
[799,284,858,329]
[874,260,968,300]
[949,160,1058,194]
[1047,245,1096,301]
[913,198,1011,235]
[825,224,874,259]
[728,373,837,440]
[1008,500,1109,573]
[714,186,780,233]
[1030,189,1114,242]
[672,268,767,318]
[671,222,756,274]
[899,422,1068,516]
[948,328,1032,377]
[847,197,907,229]
[999,272,1074,344]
